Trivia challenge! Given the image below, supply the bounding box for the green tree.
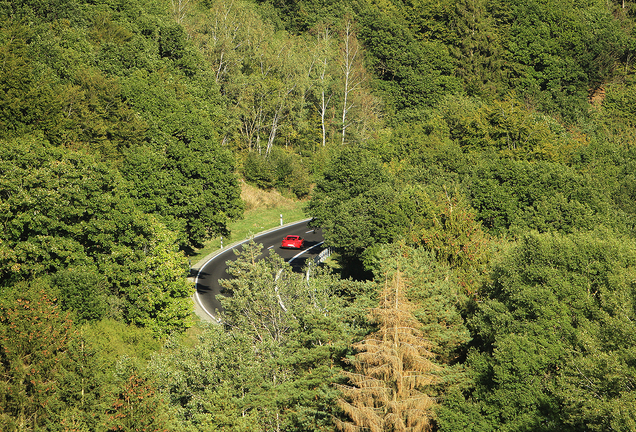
[193,0,381,153]
[0,279,73,430]
[468,157,617,236]
[356,0,461,118]
[52,266,110,324]
[53,67,147,160]
[0,0,81,22]
[121,69,244,249]
[149,325,267,431]
[104,374,174,432]
[57,319,165,430]
[0,137,193,335]
[1,0,245,250]
[151,302,351,431]
[310,149,491,284]
[56,328,114,431]
[252,0,351,33]
[0,23,64,142]
[216,239,361,430]
[405,189,491,295]
[447,0,505,97]
[366,244,472,365]
[434,94,583,161]
[243,148,312,198]
[0,19,148,157]
[308,146,403,259]
[219,239,301,344]
[438,231,636,431]
[494,0,629,122]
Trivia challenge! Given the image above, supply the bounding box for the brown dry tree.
[336,269,440,432]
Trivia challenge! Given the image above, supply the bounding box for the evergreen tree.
[336,268,439,432]
[104,374,174,431]
[0,280,73,430]
[365,244,472,365]
[448,0,505,98]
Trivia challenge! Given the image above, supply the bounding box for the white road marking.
[194,291,221,323]
[192,218,318,322]
[288,241,325,263]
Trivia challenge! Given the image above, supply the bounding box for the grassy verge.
[188,182,308,263]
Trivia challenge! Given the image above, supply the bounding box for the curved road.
[193,219,325,322]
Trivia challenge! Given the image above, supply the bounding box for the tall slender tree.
[316,26,335,148]
[339,18,364,146]
[448,0,504,97]
[336,269,439,432]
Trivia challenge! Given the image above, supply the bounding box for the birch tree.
[195,0,267,85]
[171,0,193,24]
[337,18,381,146]
[339,18,364,145]
[263,44,299,157]
[311,24,337,147]
[231,35,305,154]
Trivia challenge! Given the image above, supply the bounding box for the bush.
[243,149,311,198]
[243,151,275,189]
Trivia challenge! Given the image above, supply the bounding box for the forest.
[2,0,636,430]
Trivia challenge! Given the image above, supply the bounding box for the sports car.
[281,235,304,249]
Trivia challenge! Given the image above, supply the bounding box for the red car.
[281,235,304,249]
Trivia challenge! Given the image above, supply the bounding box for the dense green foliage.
[439,231,636,431]
[0,0,244,251]
[3,0,636,429]
[0,137,193,335]
[150,239,372,431]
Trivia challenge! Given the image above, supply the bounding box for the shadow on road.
[289,256,308,273]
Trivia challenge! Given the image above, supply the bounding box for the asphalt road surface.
[193,219,325,322]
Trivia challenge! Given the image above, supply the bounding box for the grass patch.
[321,252,342,272]
[188,182,308,263]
